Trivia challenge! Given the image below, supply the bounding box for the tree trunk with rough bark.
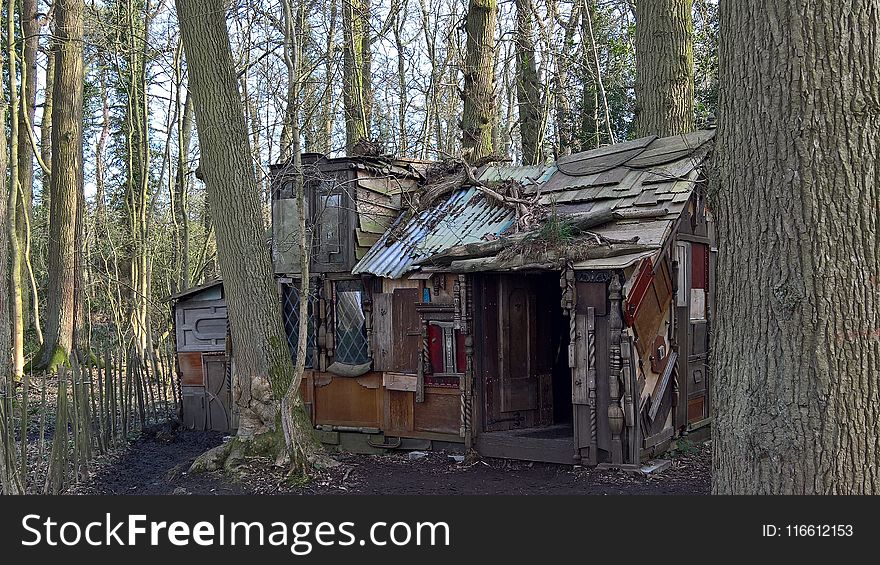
[342,0,372,152]
[176,0,317,472]
[34,0,84,371]
[711,0,880,494]
[462,0,497,161]
[514,0,541,164]
[634,0,694,137]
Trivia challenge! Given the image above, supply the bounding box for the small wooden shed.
[170,279,233,432]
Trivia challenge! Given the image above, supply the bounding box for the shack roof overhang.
[352,130,714,278]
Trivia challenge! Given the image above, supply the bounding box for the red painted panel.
[691,243,708,289]
[625,258,654,325]
[427,324,443,374]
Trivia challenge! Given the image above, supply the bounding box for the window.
[315,181,345,264]
[281,283,316,368]
[425,321,465,388]
[334,280,369,364]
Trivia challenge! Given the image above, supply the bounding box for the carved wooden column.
[586,307,598,466]
[607,275,625,464]
[416,318,428,403]
[361,275,374,361]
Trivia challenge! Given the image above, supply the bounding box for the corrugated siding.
[352,187,516,278]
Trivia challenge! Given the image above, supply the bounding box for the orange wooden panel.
[313,373,382,428]
[384,389,414,434]
[178,352,204,386]
[688,396,706,423]
[413,388,460,435]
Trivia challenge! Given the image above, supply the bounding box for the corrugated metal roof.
[352,186,516,278]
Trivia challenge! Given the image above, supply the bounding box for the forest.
[0,0,877,497]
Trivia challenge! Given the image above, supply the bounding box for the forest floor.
[71,422,711,495]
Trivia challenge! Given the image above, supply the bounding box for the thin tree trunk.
[17,0,39,333]
[7,0,26,381]
[634,0,694,137]
[711,0,880,494]
[461,0,497,160]
[41,44,54,198]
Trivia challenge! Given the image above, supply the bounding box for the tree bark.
[7,0,25,380]
[40,42,54,198]
[17,0,39,330]
[634,0,694,137]
[514,0,541,164]
[35,0,84,371]
[175,0,309,447]
[1,12,10,386]
[342,0,372,152]
[462,0,497,161]
[711,0,880,494]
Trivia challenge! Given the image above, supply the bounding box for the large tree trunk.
[34,0,84,371]
[634,0,694,137]
[514,0,541,164]
[461,0,497,161]
[342,0,372,152]
[176,0,316,469]
[711,0,880,494]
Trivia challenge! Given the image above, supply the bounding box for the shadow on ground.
[73,423,711,496]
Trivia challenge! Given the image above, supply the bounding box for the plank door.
[497,275,539,424]
[203,354,230,432]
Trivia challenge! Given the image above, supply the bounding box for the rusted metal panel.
[177,352,204,386]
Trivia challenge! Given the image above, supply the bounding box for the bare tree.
[33,0,85,371]
[177,0,317,471]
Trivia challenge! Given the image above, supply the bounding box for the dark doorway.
[475,272,574,464]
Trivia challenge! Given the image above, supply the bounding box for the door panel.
[499,277,538,414]
[204,355,230,432]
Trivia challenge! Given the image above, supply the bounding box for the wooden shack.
[350,130,716,465]
[172,132,716,466]
[169,279,233,432]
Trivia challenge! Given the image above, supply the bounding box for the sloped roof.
[352,186,515,278]
[352,130,714,277]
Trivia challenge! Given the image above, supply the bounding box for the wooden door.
[203,354,230,432]
[498,276,538,421]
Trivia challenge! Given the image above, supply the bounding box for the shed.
[170,279,233,432]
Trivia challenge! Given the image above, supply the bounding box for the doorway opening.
[475,272,574,464]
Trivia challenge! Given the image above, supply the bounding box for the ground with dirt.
[71,423,711,495]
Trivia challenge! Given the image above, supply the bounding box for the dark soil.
[73,423,711,496]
